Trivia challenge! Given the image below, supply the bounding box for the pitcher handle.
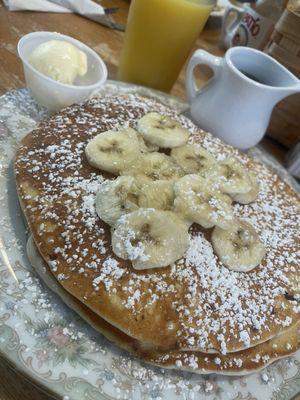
[186,50,223,102]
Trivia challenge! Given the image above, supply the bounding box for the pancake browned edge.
[27,235,300,375]
[14,94,300,362]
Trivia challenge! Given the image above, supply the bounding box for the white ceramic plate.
[0,83,299,400]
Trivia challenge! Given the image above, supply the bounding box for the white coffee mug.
[186,47,300,150]
[231,5,275,50]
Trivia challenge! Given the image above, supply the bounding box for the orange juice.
[118,0,215,92]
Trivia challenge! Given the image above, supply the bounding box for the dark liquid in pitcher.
[240,70,266,85]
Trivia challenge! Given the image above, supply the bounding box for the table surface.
[0,1,293,399]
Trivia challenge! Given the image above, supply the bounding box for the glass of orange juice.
[118,0,216,92]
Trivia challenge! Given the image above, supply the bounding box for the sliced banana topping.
[85,128,141,174]
[87,113,265,271]
[138,180,174,211]
[211,220,266,272]
[137,112,189,148]
[174,174,234,229]
[206,157,253,195]
[111,209,189,270]
[95,176,139,226]
[122,152,184,187]
[171,144,216,176]
[137,134,159,153]
[232,172,259,204]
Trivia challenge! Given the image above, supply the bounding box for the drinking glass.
[118,0,216,92]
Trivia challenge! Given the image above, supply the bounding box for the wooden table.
[0,2,292,399]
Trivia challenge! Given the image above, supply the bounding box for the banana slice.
[85,128,141,174]
[232,173,259,204]
[122,152,184,187]
[138,180,174,211]
[207,157,253,195]
[211,220,266,272]
[174,174,234,229]
[95,176,139,226]
[137,134,159,153]
[111,209,189,270]
[171,144,216,175]
[137,112,189,148]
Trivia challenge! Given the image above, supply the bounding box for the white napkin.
[3,0,69,12]
[3,0,124,30]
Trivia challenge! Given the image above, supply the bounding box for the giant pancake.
[15,94,300,361]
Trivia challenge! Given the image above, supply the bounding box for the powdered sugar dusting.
[15,93,300,370]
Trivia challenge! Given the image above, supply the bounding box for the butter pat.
[29,40,88,85]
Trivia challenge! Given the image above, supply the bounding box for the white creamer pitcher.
[186,47,300,149]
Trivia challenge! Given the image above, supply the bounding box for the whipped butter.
[29,40,87,85]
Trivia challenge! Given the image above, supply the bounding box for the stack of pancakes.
[15,95,300,375]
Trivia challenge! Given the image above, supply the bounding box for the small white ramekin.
[18,31,108,112]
